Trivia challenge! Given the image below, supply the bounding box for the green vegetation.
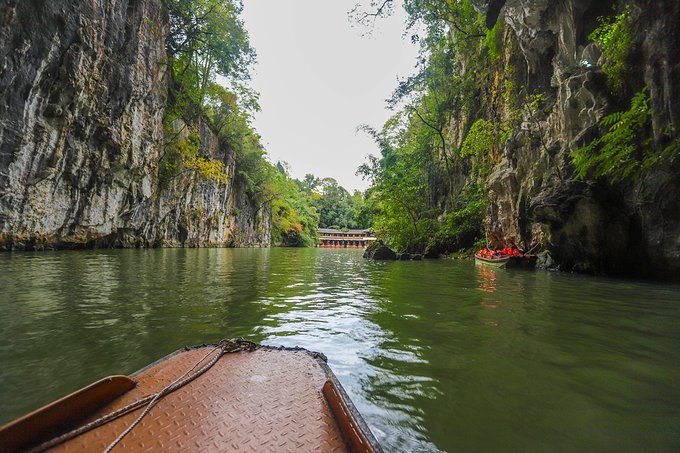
[161,0,255,184]
[268,171,372,245]
[358,124,436,251]
[156,0,679,253]
[353,0,680,255]
[434,182,487,252]
[571,88,680,183]
[460,118,510,178]
[355,0,495,254]
[297,176,372,230]
[570,4,679,183]
[588,5,633,93]
[268,165,319,247]
[483,19,505,63]
[158,1,376,246]
[160,0,324,246]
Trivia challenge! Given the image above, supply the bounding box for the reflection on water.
[476,264,498,293]
[477,266,499,323]
[1,248,679,452]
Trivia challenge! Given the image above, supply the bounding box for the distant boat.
[475,252,511,268]
[0,339,381,453]
[475,251,538,270]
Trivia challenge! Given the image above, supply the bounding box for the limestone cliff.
[467,0,680,278]
[0,0,270,250]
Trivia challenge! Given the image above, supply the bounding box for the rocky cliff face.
[469,0,680,278]
[0,0,270,250]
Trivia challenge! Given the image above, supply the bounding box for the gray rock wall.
[0,0,270,250]
[471,0,680,277]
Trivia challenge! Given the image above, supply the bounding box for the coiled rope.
[29,339,258,453]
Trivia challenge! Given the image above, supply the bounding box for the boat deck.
[2,344,379,452]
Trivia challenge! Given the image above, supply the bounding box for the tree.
[358,114,439,252]
[313,178,350,229]
[269,165,319,247]
[297,173,321,195]
[166,0,255,110]
[355,0,490,253]
[161,0,258,186]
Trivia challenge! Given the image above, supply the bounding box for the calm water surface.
[1,248,679,452]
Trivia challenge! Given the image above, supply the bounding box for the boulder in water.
[363,241,397,260]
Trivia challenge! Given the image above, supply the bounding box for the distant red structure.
[318,229,376,248]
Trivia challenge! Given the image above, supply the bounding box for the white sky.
[240,1,419,192]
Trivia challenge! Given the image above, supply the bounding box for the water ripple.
[0,248,679,452]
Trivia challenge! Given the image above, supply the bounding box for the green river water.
[0,248,679,452]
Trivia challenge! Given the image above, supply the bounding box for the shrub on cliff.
[589,5,633,94]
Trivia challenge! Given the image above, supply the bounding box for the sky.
[240,1,419,192]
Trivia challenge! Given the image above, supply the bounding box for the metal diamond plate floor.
[50,348,349,452]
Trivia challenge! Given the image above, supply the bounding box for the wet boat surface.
[0,341,381,452]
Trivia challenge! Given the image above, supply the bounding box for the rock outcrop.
[469,0,680,278]
[0,0,270,250]
[363,241,397,260]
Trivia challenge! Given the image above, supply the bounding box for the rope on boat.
[28,339,258,453]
